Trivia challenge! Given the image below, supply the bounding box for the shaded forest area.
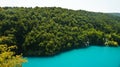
[108,13,120,17]
[0,7,120,56]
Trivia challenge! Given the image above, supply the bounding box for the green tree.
[0,44,27,67]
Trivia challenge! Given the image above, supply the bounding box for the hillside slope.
[0,7,120,56]
[108,13,120,17]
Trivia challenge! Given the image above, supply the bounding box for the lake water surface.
[23,46,120,67]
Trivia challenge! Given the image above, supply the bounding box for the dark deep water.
[23,46,120,67]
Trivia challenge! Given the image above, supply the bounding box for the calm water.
[23,46,120,67]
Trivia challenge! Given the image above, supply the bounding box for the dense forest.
[108,13,120,17]
[0,7,120,56]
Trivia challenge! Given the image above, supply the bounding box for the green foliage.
[0,44,27,67]
[105,40,118,47]
[0,7,120,56]
[108,13,120,17]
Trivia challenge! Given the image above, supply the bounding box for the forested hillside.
[0,7,120,56]
[108,13,120,17]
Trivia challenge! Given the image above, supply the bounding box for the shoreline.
[23,45,119,57]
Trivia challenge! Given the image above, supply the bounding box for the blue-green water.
[23,46,120,67]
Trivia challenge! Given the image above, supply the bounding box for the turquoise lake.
[23,46,120,67]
